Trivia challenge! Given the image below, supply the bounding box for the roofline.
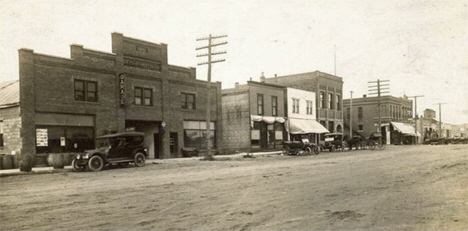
[247,80,286,89]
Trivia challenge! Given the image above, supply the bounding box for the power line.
[196,34,227,160]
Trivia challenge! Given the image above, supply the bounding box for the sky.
[1,0,467,124]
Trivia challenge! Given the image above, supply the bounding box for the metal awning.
[391,122,420,136]
[287,118,329,134]
[250,115,286,127]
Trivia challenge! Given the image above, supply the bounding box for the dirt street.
[1,145,467,230]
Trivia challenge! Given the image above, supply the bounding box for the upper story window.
[358,107,363,119]
[257,94,264,115]
[135,87,153,106]
[306,100,313,115]
[74,79,98,102]
[320,92,325,109]
[336,94,341,110]
[272,96,278,116]
[328,93,334,109]
[358,124,363,131]
[292,98,300,114]
[181,93,196,110]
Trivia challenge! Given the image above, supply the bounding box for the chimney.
[250,77,252,81]
[275,74,277,84]
[363,94,367,98]
[260,72,265,83]
[235,82,239,88]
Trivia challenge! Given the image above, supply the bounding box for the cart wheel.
[369,141,376,150]
[304,147,312,155]
[331,145,336,152]
[313,146,320,155]
[379,143,386,150]
[282,146,290,155]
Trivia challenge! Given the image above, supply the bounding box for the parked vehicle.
[365,132,385,150]
[72,132,148,172]
[282,137,320,155]
[346,135,366,150]
[321,133,347,152]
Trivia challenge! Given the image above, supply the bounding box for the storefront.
[390,122,420,145]
[250,115,286,150]
[286,118,329,144]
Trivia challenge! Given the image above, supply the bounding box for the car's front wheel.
[88,155,104,172]
[72,159,86,172]
[134,152,146,167]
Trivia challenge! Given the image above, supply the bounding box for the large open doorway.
[126,120,160,159]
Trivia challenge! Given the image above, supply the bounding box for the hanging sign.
[119,74,125,106]
[36,129,48,147]
[60,137,66,147]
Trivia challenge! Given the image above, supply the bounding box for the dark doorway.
[153,133,161,159]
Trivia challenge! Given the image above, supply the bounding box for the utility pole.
[368,79,390,133]
[407,95,424,144]
[349,91,353,138]
[196,34,227,160]
[434,102,447,138]
[334,45,337,76]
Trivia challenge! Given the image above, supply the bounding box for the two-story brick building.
[263,71,344,135]
[222,81,286,153]
[6,32,222,168]
[343,95,415,144]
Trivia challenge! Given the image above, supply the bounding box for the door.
[153,133,161,159]
[170,132,178,156]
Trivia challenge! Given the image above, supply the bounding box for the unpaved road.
[1,145,467,230]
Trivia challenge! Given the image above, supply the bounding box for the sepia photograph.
[1,0,467,230]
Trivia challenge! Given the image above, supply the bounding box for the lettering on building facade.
[123,57,161,71]
[119,74,125,106]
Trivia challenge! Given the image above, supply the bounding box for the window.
[134,87,153,106]
[358,124,363,131]
[292,98,300,114]
[306,100,313,115]
[272,96,278,116]
[328,93,334,109]
[74,79,98,102]
[358,107,363,119]
[336,94,341,110]
[183,121,216,149]
[181,93,196,110]
[257,94,264,115]
[35,126,95,153]
[328,121,334,133]
[320,92,325,108]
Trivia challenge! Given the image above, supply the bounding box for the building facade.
[10,33,222,166]
[263,71,344,134]
[343,95,414,144]
[222,81,286,153]
[284,88,329,144]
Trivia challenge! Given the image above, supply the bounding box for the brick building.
[222,81,286,153]
[263,71,344,135]
[0,80,21,156]
[343,95,415,144]
[5,32,222,167]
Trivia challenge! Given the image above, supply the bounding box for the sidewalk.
[0,151,282,177]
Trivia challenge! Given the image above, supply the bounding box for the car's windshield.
[96,138,112,148]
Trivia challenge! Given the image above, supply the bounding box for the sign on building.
[119,74,125,106]
[36,129,48,147]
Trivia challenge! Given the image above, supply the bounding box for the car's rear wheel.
[72,159,86,172]
[88,155,104,172]
[134,152,146,167]
[282,146,290,155]
[331,145,336,152]
[304,147,312,155]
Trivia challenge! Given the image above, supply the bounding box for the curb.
[0,151,282,177]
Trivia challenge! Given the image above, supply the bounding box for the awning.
[251,115,286,127]
[391,122,420,136]
[287,118,329,134]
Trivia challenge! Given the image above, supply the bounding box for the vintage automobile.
[72,132,148,172]
[321,133,347,152]
[282,137,320,155]
[365,132,386,150]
